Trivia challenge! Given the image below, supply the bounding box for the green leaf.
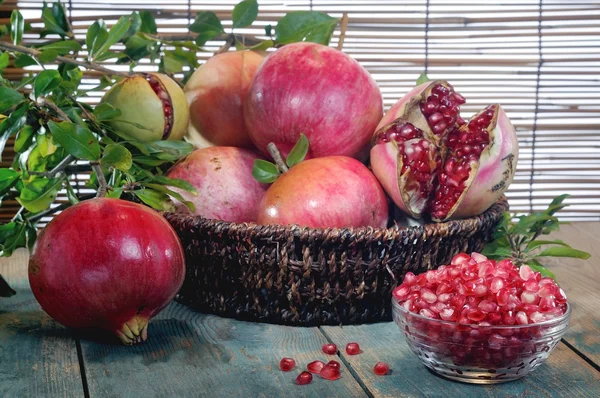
[51,2,70,33]
[101,144,132,171]
[86,20,108,60]
[232,0,259,29]
[65,181,80,205]
[526,259,556,280]
[132,156,166,166]
[10,10,24,45]
[17,177,63,213]
[48,121,101,161]
[37,49,59,63]
[545,194,570,215]
[93,102,121,121]
[27,146,47,172]
[526,239,571,250]
[189,11,224,47]
[93,16,132,61]
[162,52,185,74]
[0,169,19,194]
[14,54,37,68]
[37,133,57,157]
[535,246,591,260]
[39,40,82,55]
[252,159,280,183]
[41,1,68,37]
[14,125,34,153]
[0,102,28,161]
[134,188,174,211]
[249,39,275,51]
[0,86,24,113]
[145,183,195,212]
[106,187,123,199]
[416,73,430,85]
[34,70,62,97]
[0,222,27,257]
[144,140,194,160]
[480,244,514,260]
[275,11,338,45]
[511,213,556,236]
[150,175,197,195]
[286,133,309,168]
[0,52,9,70]
[140,11,157,34]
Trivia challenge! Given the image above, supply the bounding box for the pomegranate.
[28,198,185,345]
[166,146,268,222]
[370,80,518,221]
[296,371,313,385]
[101,72,189,142]
[373,362,390,375]
[184,51,264,149]
[345,342,360,355]
[322,343,337,355]
[244,42,383,159]
[279,357,296,371]
[307,360,325,374]
[256,156,389,229]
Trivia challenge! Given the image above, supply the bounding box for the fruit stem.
[267,142,289,173]
[337,13,349,51]
[91,161,109,198]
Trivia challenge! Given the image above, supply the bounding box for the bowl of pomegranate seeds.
[391,252,571,384]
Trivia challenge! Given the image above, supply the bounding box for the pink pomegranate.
[184,51,264,149]
[166,146,268,222]
[244,42,383,159]
[370,80,519,221]
[28,198,185,345]
[256,156,389,229]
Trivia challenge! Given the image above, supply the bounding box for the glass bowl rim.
[391,297,571,329]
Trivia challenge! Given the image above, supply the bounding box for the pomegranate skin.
[184,51,264,149]
[244,42,383,159]
[257,156,389,228]
[28,198,185,344]
[166,146,268,222]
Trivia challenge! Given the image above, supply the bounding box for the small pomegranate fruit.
[370,80,518,221]
[166,146,268,222]
[184,51,264,149]
[101,72,189,142]
[322,343,337,355]
[257,156,388,228]
[345,343,360,355]
[296,371,313,385]
[279,357,296,371]
[320,363,342,380]
[244,42,383,159]
[373,362,390,375]
[307,360,325,374]
[28,198,185,345]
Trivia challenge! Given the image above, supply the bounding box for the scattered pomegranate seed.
[279,357,296,371]
[373,362,390,375]
[320,363,341,380]
[306,360,325,374]
[296,371,313,385]
[345,342,361,355]
[326,360,341,371]
[322,343,337,355]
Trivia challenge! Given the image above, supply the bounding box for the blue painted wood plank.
[0,249,84,398]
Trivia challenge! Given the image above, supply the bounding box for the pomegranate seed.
[467,309,486,322]
[529,312,546,323]
[307,360,325,374]
[440,308,456,321]
[516,311,528,325]
[296,371,313,385]
[326,360,340,371]
[519,265,535,281]
[421,288,437,303]
[451,253,471,266]
[322,343,337,355]
[279,357,296,371]
[403,272,417,285]
[320,363,341,380]
[373,362,390,375]
[478,300,497,313]
[346,343,360,355]
[429,112,444,124]
[521,291,539,305]
[393,285,410,301]
[490,277,505,294]
[421,100,438,115]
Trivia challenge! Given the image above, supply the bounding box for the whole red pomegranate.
[184,51,264,149]
[101,72,189,142]
[370,80,518,221]
[257,156,388,228]
[166,146,268,222]
[28,198,185,345]
[244,42,383,159]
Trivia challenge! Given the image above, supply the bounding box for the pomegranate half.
[370,80,519,221]
[28,198,185,345]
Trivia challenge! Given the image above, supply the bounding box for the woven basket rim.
[163,197,509,242]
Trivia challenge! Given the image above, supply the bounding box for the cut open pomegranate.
[371,80,519,221]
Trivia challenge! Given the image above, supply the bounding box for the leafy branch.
[482,194,591,279]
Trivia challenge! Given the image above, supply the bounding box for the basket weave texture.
[164,198,508,326]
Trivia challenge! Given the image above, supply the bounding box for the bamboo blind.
[2,0,600,221]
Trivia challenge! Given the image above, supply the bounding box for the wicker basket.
[164,198,508,326]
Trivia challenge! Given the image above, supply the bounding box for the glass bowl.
[392,298,571,384]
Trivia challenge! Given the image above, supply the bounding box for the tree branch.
[37,97,71,121]
[28,155,75,178]
[337,13,349,51]
[215,34,235,55]
[90,162,109,198]
[0,41,128,77]
[267,142,289,173]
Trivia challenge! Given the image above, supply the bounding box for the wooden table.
[1,222,599,397]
